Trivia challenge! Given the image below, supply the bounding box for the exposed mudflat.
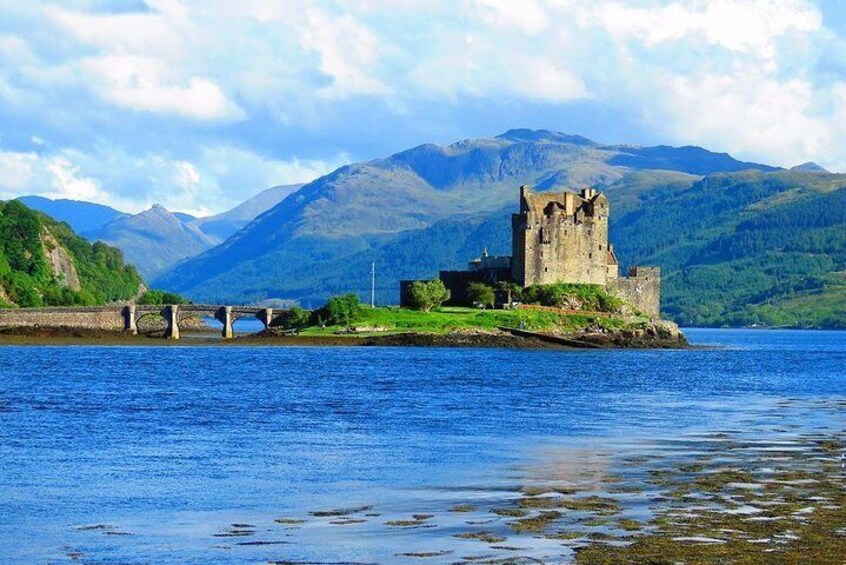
[0,326,688,349]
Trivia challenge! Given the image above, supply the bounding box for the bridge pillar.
[215,306,234,339]
[163,305,180,340]
[123,305,138,335]
[258,308,273,330]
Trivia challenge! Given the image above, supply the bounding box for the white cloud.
[659,71,829,165]
[4,0,846,211]
[44,156,104,202]
[1,144,346,216]
[44,3,184,55]
[0,149,113,205]
[298,7,389,98]
[80,55,243,121]
[0,151,37,193]
[471,0,550,34]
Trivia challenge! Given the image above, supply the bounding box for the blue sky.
[2,0,846,215]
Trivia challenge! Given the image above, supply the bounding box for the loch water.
[0,329,844,564]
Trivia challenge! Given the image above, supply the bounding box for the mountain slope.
[191,183,303,241]
[155,130,775,306]
[0,200,142,307]
[17,195,125,233]
[85,205,218,280]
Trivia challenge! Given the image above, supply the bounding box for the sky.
[2,0,846,215]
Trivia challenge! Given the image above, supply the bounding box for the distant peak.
[135,204,176,220]
[790,162,830,173]
[496,129,597,146]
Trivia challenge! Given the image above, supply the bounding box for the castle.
[402,185,661,317]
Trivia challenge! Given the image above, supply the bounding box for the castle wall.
[609,267,661,318]
[438,265,511,306]
[512,187,610,287]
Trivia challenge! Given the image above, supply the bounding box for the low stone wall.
[0,307,125,331]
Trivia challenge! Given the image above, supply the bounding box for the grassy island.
[261,292,686,349]
[296,306,634,336]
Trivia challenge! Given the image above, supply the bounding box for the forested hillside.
[0,200,143,308]
[613,171,846,328]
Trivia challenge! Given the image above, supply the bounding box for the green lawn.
[300,306,642,336]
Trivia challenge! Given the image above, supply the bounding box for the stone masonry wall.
[0,308,125,331]
[609,267,661,319]
[512,187,610,287]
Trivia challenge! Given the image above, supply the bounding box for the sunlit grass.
[299,305,642,336]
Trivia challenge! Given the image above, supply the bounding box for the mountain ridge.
[154,130,790,315]
[18,183,306,279]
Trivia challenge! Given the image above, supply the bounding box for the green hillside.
[0,200,143,308]
[612,171,846,328]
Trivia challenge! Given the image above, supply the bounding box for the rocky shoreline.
[0,323,688,349]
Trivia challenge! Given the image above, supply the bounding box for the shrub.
[466,282,495,307]
[321,293,362,326]
[522,283,622,313]
[406,280,451,312]
[284,305,311,329]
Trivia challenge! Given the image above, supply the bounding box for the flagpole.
[371,262,375,308]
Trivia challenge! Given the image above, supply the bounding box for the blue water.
[0,329,844,563]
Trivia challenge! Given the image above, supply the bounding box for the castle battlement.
[512,185,613,287]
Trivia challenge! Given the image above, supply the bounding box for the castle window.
[589,253,593,259]
[599,244,602,251]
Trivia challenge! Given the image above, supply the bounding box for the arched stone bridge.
[0,305,287,340]
[127,304,284,339]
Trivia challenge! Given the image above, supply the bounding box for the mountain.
[790,162,830,173]
[0,199,142,308]
[17,185,305,280]
[154,129,781,308]
[191,184,304,241]
[16,195,125,233]
[85,205,218,280]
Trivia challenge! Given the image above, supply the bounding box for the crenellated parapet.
[511,185,612,287]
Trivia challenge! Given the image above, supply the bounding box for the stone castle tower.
[511,186,618,286]
[411,185,662,317]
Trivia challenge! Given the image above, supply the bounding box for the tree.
[137,290,188,305]
[284,305,311,329]
[466,282,495,308]
[406,280,450,312]
[323,293,362,326]
[497,281,522,303]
